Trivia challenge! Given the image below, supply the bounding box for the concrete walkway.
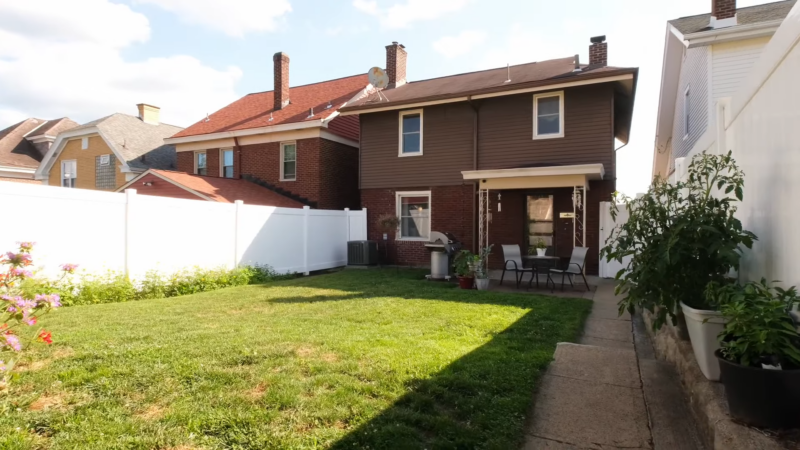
[523,280,705,449]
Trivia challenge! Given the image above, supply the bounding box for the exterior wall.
[177,151,193,174]
[712,37,770,102]
[48,135,126,190]
[671,46,710,162]
[361,184,475,266]
[358,84,617,190]
[319,138,360,210]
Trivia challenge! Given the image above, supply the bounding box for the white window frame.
[220,148,234,178]
[532,91,565,139]
[194,151,207,175]
[398,109,423,157]
[81,137,89,150]
[61,159,77,188]
[280,141,297,181]
[395,190,431,241]
[683,85,691,140]
[99,154,110,166]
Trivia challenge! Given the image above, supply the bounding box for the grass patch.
[0,269,591,449]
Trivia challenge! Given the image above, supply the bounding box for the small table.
[522,255,561,288]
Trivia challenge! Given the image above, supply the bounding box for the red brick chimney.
[589,36,607,67]
[711,0,737,27]
[385,42,407,88]
[273,52,290,109]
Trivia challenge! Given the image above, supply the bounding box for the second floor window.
[399,109,423,156]
[281,142,296,181]
[221,149,234,178]
[195,152,207,176]
[533,91,564,139]
[61,160,76,188]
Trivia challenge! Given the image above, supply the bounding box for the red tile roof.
[131,170,305,208]
[172,74,369,139]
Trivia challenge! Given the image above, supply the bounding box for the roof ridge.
[246,73,367,96]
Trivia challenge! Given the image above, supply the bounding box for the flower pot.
[681,302,726,380]
[717,349,800,429]
[458,276,474,289]
[536,248,546,256]
[475,278,490,291]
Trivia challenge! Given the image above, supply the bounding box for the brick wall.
[240,138,320,204]
[319,138,360,210]
[177,151,193,174]
[361,184,475,266]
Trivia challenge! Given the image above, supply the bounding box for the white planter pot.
[681,302,727,381]
[536,248,546,256]
[475,278,490,291]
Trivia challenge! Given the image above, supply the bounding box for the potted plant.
[474,245,493,291]
[453,250,476,289]
[601,151,756,381]
[531,238,547,256]
[711,279,800,429]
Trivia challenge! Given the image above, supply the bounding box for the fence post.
[234,200,243,268]
[344,208,351,242]
[124,188,137,278]
[303,206,310,276]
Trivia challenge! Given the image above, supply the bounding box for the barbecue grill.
[424,231,462,280]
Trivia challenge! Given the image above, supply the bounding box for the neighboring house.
[0,118,79,183]
[116,169,305,208]
[652,0,796,179]
[164,52,366,210]
[35,105,182,190]
[339,40,638,275]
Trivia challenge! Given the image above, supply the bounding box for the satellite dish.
[368,67,389,89]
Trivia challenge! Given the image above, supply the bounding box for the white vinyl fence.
[0,182,367,278]
[598,201,631,279]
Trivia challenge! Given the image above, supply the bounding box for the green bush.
[21,264,292,307]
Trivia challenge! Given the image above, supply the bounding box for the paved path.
[523,281,705,449]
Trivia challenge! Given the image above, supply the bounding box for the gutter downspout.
[468,96,479,252]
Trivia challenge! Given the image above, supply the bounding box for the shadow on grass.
[259,269,591,448]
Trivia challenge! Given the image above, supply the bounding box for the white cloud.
[433,30,487,58]
[479,24,572,69]
[353,0,469,29]
[0,0,242,128]
[134,0,292,38]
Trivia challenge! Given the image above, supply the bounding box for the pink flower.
[35,294,61,308]
[24,317,37,326]
[16,242,34,253]
[4,334,21,352]
[10,268,32,278]
[60,263,78,274]
[0,360,6,372]
[3,252,32,267]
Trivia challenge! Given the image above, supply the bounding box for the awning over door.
[460,163,604,189]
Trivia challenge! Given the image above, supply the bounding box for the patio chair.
[547,247,590,292]
[500,245,537,288]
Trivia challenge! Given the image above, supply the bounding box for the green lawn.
[1,269,591,450]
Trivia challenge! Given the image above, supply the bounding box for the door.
[527,195,554,254]
[599,201,630,278]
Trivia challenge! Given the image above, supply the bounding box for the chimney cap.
[273,52,289,60]
[590,35,607,44]
[386,41,405,49]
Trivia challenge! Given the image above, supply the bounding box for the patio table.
[522,255,561,288]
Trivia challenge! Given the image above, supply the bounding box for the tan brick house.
[35,105,182,190]
[339,39,639,275]
[164,52,367,210]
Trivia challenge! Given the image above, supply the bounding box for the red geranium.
[37,330,53,345]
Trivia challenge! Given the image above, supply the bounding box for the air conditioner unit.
[347,240,378,266]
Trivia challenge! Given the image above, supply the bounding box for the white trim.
[532,91,565,139]
[280,141,297,181]
[194,151,207,176]
[710,14,738,30]
[684,19,782,47]
[319,130,359,148]
[173,128,360,151]
[398,109,423,157]
[338,73,634,115]
[683,85,691,140]
[163,119,325,144]
[115,169,214,201]
[60,159,77,188]
[81,137,89,150]
[461,163,605,181]
[219,148,234,178]
[0,165,36,175]
[395,190,431,241]
[26,135,56,144]
[22,120,49,138]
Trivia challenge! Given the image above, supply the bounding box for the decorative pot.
[458,276,474,290]
[475,278,490,291]
[681,302,726,381]
[717,349,800,429]
[536,248,546,256]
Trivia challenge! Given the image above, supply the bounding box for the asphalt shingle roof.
[669,0,796,35]
[0,118,78,169]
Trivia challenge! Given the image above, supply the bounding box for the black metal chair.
[547,247,590,292]
[500,245,537,288]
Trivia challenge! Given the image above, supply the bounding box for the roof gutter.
[684,19,783,47]
[164,119,327,145]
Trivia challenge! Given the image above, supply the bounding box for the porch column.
[572,186,586,248]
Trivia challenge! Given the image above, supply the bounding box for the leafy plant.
[474,245,494,279]
[601,151,757,330]
[707,279,800,368]
[453,250,477,278]
[377,214,400,233]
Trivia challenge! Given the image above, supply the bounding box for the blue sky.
[0,0,767,195]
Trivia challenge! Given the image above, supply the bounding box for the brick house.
[164,53,368,210]
[339,39,639,275]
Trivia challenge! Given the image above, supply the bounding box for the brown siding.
[360,102,475,189]
[478,84,615,178]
